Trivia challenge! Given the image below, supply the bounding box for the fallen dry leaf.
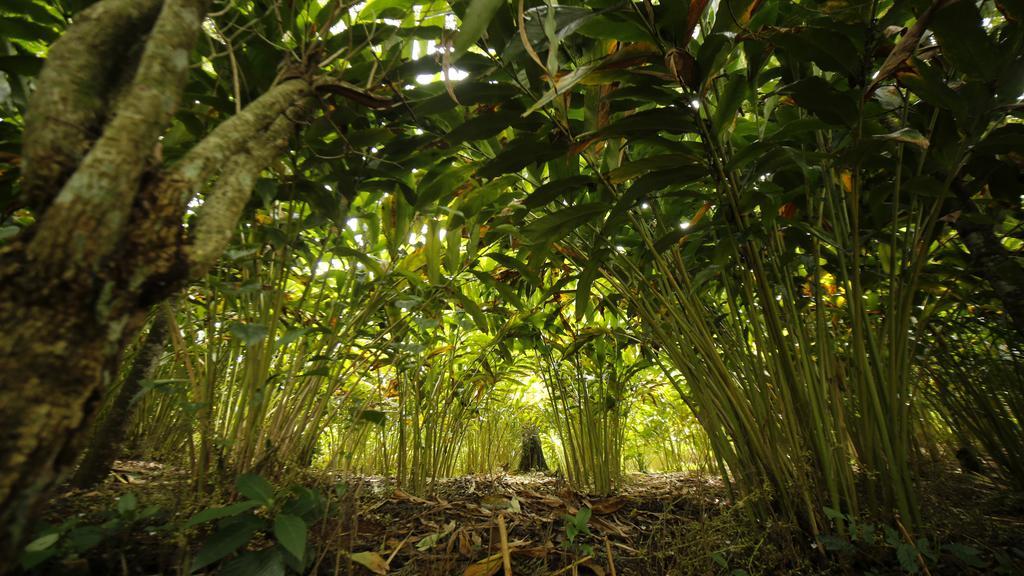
[463,553,503,576]
[416,520,456,551]
[481,494,512,510]
[350,551,389,575]
[457,528,472,556]
[589,496,625,515]
[393,489,432,504]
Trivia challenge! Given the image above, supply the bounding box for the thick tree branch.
[111,79,314,309]
[20,0,163,213]
[169,78,312,189]
[186,96,314,275]
[26,0,208,276]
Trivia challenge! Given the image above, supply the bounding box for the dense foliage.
[1,0,1023,571]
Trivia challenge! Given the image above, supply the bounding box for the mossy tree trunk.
[70,309,172,489]
[0,0,316,563]
[517,429,549,473]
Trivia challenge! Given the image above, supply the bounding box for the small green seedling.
[562,506,593,556]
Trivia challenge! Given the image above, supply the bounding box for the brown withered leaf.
[463,554,503,576]
[868,0,956,93]
[350,551,389,575]
[589,496,626,515]
[665,49,699,91]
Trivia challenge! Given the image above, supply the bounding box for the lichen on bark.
[20,0,164,213]
[0,0,319,565]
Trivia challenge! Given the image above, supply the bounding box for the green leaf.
[575,506,592,526]
[220,548,285,576]
[523,63,599,116]
[929,0,1000,81]
[896,59,965,116]
[453,289,489,333]
[712,74,748,138]
[771,27,860,77]
[0,54,43,76]
[0,16,58,42]
[416,162,476,209]
[576,14,651,42]
[477,138,566,179]
[186,500,262,528]
[24,533,59,553]
[426,219,442,284]
[607,155,699,184]
[471,270,524,308]
[275,327,310,350]
[445,109,522,145]
[944,542,985,568]
[485,253,542,288]
[896,542,921,574]
[2,0,63,25]
[575,255,602,321]
[0,226,20,242]
[236,474,275,506]
[282,487,324,521]
[780,77,858,126]
[332,245,386,277]
[191,515,264,571]
[273,513,307,563]
[414,82,521,116]
[453,0,505,61]
[502,5,591,62]
[19,547,58,571]
[524,176,597,209]
[822,506,846,521]
[67,526,104,553]
[357,0,416,21]
[117,492,138,515]
[228,322,269,346]
[522,203,610,245]
[586,107,697,141]
[446,223,463,273]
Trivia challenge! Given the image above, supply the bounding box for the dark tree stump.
[517,429,548,472]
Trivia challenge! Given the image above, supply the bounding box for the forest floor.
[27,461,1024,575]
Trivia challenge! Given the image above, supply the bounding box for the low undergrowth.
[15,461,1023,576]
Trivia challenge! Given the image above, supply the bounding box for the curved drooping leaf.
[522,203,610,245]
[524,176,597,210]
[453,0,506,61]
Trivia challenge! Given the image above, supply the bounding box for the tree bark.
[517,429,549,472]
[19,0,163,213]
[70,311,171,489]
[0,0,315,565]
